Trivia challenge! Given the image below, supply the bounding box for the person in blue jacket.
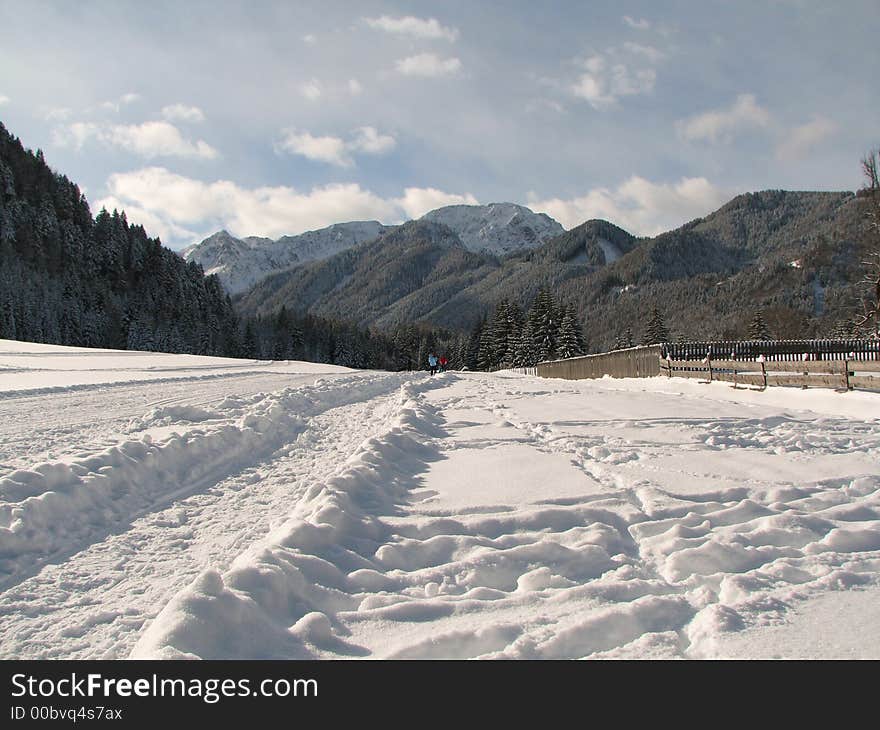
[428,353,438,375]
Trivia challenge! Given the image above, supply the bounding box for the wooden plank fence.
[537,345,663,380]
[659,357,880,391]
[531,339,880,392]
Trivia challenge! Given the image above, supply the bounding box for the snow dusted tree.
[613,327,634,350]
[503,301,525,365]
[464,318,483,370]
[489,299,510,367]
[510,319,535,366]
[642,306,669,345]
[477,323,497,370]
[530,288,559,361]
[556,306,584,359]
[748,309,771,340]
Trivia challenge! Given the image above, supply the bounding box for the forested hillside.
[236,190,872,351]
[0,122,240,355]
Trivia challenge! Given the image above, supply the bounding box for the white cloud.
[677,94,771,143]
[161,104,206,123]
[623,16,651,30]
[302,33,317,44]
[396,53,461,77]
[100,92,141,113]
[51,122,101,150]
[776,116,836,161]
[300,79,322,100]
[95,194,200,243]
[97,166,476,244]
[42,106,71,121]
[394,187,478,219]
[528,175,729,235]
[277,129,353,167]
[350,126,396,155]
[277,126,396,167]
[0,95,9,105]
[365,15,459,42]
[571,55,656,109]
[348,79,363,95]
[622,42,665,63]
[52,120,218,159]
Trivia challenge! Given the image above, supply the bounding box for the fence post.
[845,360,851,390]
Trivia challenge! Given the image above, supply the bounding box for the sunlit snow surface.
[1,340,879,659]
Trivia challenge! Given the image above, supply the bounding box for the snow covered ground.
[1,341,879,659]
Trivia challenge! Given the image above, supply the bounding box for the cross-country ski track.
[1,340,879,659]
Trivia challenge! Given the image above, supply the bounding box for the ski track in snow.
[0,372,412,658]
[0,372,348,477]
[1,352,879,659]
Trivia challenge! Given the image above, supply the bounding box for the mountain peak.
[420,202,563,255]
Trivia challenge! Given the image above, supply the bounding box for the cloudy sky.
[1,0,877,249]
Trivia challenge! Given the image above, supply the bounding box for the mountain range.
[225,190,872,350]
[182,203,564,294]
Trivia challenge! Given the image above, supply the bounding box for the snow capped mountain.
[420,202,564,255]
[182,221,390,294]
[183,204,565,294]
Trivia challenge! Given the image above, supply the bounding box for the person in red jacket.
[439,355,448,372]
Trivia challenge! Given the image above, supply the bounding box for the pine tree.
[514,319,538,366]
[530,288,559,361]
[477,325,496,370]
[556,306,584,359]
[465,319,483,370]
[242,321,260,358]
[503,301,524,365]
[748,309,771,340]
[642,307,670,345]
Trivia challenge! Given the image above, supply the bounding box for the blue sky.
[1,0,877,248]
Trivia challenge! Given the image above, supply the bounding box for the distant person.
[428,353,438,375]
[439,355,448,372]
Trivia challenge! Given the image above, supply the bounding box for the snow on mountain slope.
[597,237,622,264]
[420,202,564,255]
[182,221,389,294]
[2,340,879,659]
[183,205,566,295]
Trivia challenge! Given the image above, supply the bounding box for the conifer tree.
[556,306,584,359]
[642,306,670,345]
[514,319,538,366]
[748,309,771,340]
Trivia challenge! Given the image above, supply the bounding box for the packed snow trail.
[2,341,879,659]
[0,373,415,658]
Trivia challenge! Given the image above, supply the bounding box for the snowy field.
[1,340,879,659]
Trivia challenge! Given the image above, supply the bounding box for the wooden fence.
[537,345,663,380]
[532,339,880,391]
[659,357,880,391]
[662,339,880,362]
